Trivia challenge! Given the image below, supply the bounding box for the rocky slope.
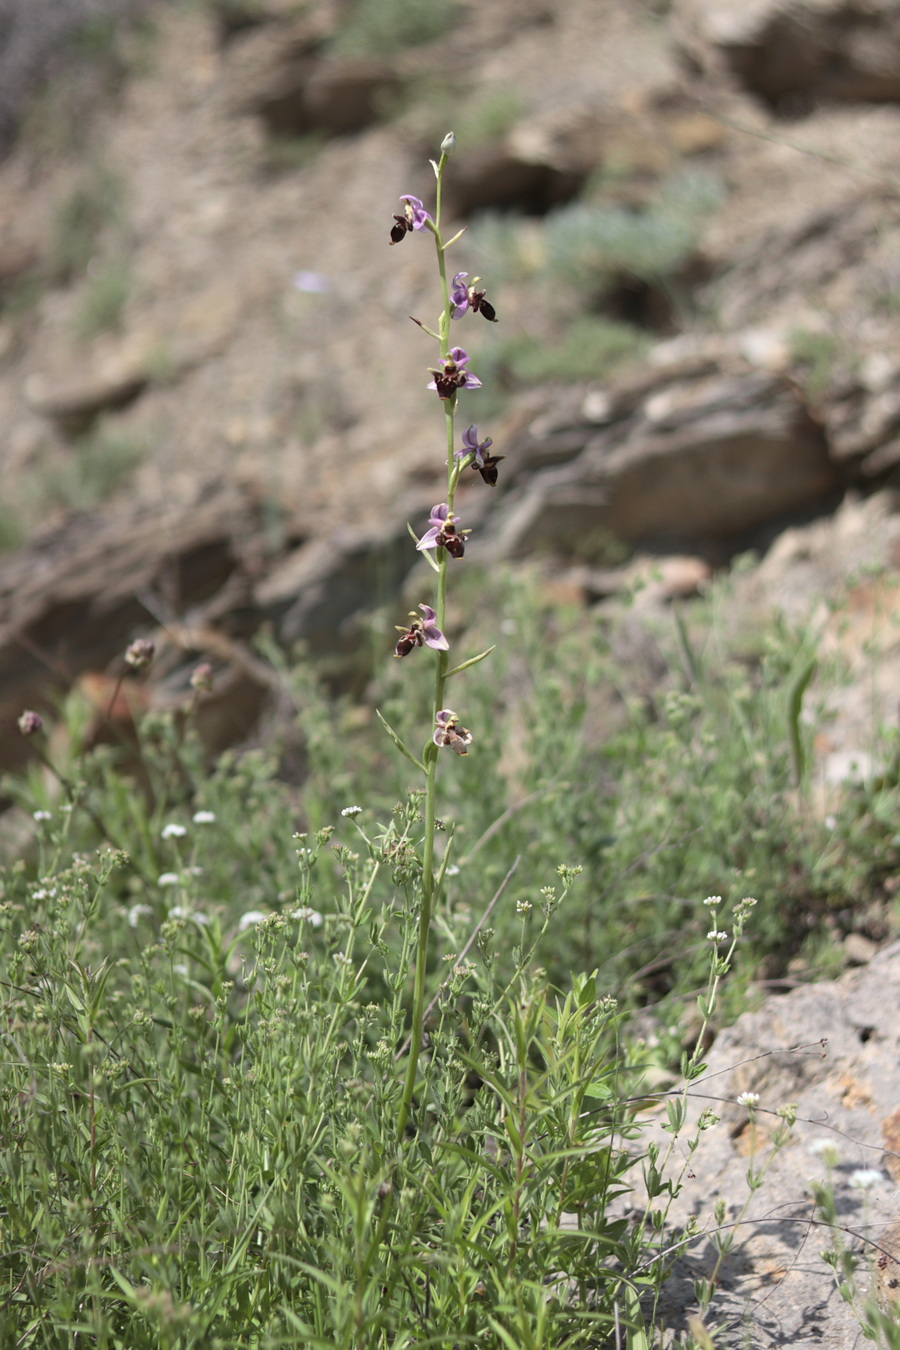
[1,0,900,761]
[4,4,900,1342]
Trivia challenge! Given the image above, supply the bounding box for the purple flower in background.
[389,194,432,244]
[17,709,43,737]
[394,603,449,657]
[417,503,467,559]
[449,272,498,323]
[433,709,473,756]
[457,424,505,487]
[427,347,482,400]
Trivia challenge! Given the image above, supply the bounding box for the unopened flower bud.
[190,663,213,693]
[125,637,155,671]
[17,710,43,737]
[440,130,457,155]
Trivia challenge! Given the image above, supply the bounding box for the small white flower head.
[341,805,363,817]
[170,906,188,919]
[238,910,267,932]
[824,814,837,830]
[157,872,180,887]
[161,823,187,840]
[516,898,532,916]
[32,810,52,821]
[333,951,352,966]
[292,906,323,928]
[704,895,722,908]
[736,1091,760,1108]
[445,864,460,877]
[127,903,153,928]
[707,930,729,943]
[808,1138,840,1166]
[173,963,188,977]
[192,810,216,825]
[849,1168,883,1191]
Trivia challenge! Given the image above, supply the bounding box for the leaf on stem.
[407,521,440,571]
[441,227,467,250]
[409,315,441,340]
[446,645,496,678]
[375,709,426,773]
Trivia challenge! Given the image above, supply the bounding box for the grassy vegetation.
[72,259,132,340]
[329,0,456,56]
[49,166,126,288]
[0,424,147,554]
[0,556,896,1344]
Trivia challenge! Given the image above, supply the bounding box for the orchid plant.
[386,134,501,1139]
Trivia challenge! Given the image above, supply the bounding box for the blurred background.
[1,0,900,782]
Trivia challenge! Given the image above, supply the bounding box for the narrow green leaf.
[375,709,426,773]
[624,1282,651,1350]
[446,645,496,678]
[788,656,816,788]
[407,521,440,572]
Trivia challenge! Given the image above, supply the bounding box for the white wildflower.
[32,810,52,822]
[161,823,187,840]
[736,1091,760,1108]
[341,805,363,817]
[192,810,216,825]
[157,872,180,887]
[445,864,460,877]
[127,903,153,928]
[849,1168,883,1191]
[516,898,532,916]
[292,906,323,928]
[707,930,728,943]
[238,910,267,932]
[808,1138,840,1163]
[704,895,722,907]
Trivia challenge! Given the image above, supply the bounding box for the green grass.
[0,561,893,1344]
[0,425,146,554]
[330,0,456,56]
[544,168,725,303]
[72,258,132,340]
[50,166,125,286]
[33,426,146,513]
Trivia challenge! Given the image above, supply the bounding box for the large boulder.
[488,362,840,559]
[642,938,900,1346]
[674,0,900,108]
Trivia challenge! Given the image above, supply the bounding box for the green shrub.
[330,0,456,56]
[34,425,145,513]
[73,258,131,339]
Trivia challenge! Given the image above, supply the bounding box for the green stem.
[397,148,456,1143]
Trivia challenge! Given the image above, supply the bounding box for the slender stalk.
[397,149,454,1142]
